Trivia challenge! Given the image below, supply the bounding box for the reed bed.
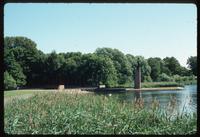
[4,92,197,135]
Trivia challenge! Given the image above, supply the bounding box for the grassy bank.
[141,82,184,88]
[4,90,41,98]
[4,92,196,135]
[178,80,197,85]
[114,79,196,88]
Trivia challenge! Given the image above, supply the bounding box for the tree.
[4,71,17,90]
[4,36,195,88]
[94,55,118,87]
[4,36,45,86]
[59,52,83,86]
[60,57,79,86]
[45,51,65,85]
[147,57,162,81]
[177,66,192,76]
[157,73,173,82]
[160,61,171,76]
[4,47,26,87]
[30,50,47,86]
[79,54,118,87]
[163,57,182,75]
[95,48,132,85]
[187,56,197,76]
[9,61,26,86]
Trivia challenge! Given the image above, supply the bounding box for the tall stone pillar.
[134,66,141,89]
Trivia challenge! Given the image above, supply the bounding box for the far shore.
[4,86,184,93]
[125,87,184,91]
[3,86,185,106]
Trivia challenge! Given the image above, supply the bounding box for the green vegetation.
[142,75,196,88]
[187,56,197,76]
[4,92,196,134]
[4,36,197,90]
[141,82,184,88]
[4,90,49,98]
[172,75,197,85]
[4,71,17,90]
[147,57,162,81]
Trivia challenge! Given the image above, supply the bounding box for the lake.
[96,85,197,115]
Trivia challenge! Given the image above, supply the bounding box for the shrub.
[157,73,173,82]
[173,75,181,82]
[143,75,153,82]
[172,75,197,85]
[142,82,183,88]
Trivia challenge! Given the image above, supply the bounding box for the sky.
[4,3,197,67]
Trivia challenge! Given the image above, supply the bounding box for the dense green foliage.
[187,56,197,76]
[141,82,184,88]
[4,93,196,134]
[147,57,162,81]
[4,46,26,87]
[95,48,132,85]
[172,75,197,85]
[157,73,174,82]
[4,36,197,89]
[4,71,17,90]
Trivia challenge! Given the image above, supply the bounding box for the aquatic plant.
[4,92,197,135]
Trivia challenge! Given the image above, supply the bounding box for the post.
[134,66,141,89]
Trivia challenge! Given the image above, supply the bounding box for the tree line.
[4,36,197,90]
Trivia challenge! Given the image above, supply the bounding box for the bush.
[4,71,17,90]
[173,75,181,82]
[142,82,183,88]
[143,75,153,82]
[188,75,196,81]
[172,75,197,85]
[157,73,173,82]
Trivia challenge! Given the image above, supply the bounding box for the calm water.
[97,85,197,115]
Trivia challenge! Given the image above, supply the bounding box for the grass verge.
[141,82,184,88]
[4,90,52,98]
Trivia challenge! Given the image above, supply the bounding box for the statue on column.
[134,60,141,89]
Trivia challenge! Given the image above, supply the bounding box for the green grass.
[4,90,52,98]
[4,90,52,106]
[4,90,36,98]
[110,80,195,88]
[141,82,184,88]
[4,92,196,135]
